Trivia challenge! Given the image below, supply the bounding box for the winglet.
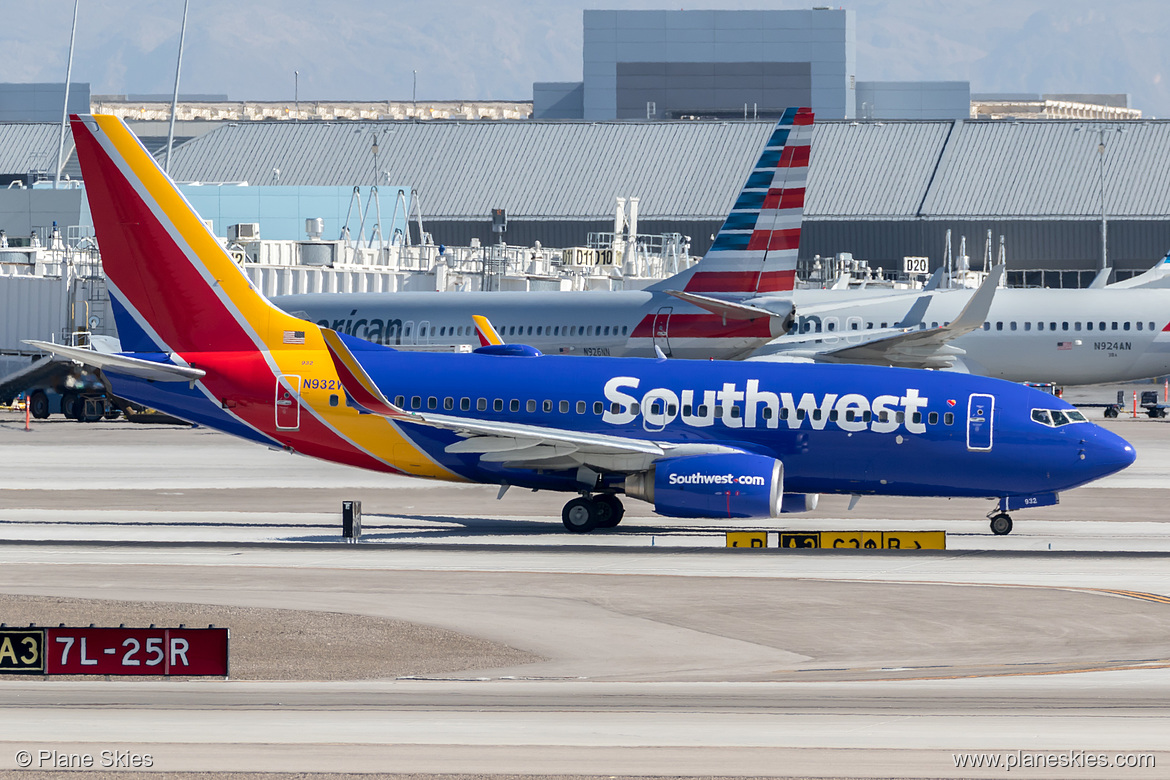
[472,315,504,347]
[947,264,1005,334]
[1087,267,1111,289]
[1107,250,1170,288]
[321,328,411,419]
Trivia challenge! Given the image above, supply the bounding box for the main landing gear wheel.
[593,494,625,528]
[989,512,1014,536]
[562,497,600,533]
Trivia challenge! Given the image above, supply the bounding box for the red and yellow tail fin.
[70,114,315,357]
[472,315,504,347]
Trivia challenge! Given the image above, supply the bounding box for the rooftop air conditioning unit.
[228,223,260,241]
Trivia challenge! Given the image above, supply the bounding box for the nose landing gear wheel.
[562,497,599,533]
[593,494,625,528]
[989,512,1013,536]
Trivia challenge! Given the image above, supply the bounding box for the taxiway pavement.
[1,411,1168,777]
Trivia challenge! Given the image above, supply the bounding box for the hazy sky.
[3,1,1168,116]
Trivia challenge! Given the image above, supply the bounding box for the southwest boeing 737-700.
[31,114,1136,536]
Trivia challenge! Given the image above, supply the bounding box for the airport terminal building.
[0,6,1164,284]
[147,117,1170,283]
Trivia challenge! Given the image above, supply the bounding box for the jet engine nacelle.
[623,452,782,519]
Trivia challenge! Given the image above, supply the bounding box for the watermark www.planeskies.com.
[953,750,1155,771]
[15,749,154,769]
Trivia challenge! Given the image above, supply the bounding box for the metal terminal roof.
[165,120,776,220]
[132,118,1170,222]
[921,120,1170,217]
[0,123,68,177]
[805,121,953,217]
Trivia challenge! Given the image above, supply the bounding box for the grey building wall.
[0,189,85,239]
[0,276,69,355]
[0,83,90,122]
[419,217,1168,278]
[617,62,811,120]
[801,219,1170,276]
[855,81,971,120]
[533,82,585,119]
[582,9,855,121]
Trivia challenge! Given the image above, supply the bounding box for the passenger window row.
[799,319,1160,335]
[501,324,629,337]
[982,321,1155,332]
[426,324,633,338]
[391,394,957,427]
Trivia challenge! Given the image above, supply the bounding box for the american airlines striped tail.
[653,107,812,296]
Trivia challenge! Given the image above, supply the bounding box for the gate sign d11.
[1,627,229,676]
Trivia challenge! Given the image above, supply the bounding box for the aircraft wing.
[753,265,1004,370]
[23,340,206,382]
[1108,251,1170,288]
[322,328,739,474]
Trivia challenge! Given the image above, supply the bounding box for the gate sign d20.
[45,627,229,676]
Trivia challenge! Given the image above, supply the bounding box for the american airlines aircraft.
[30,113,1135,537]
[753,276,1170,385]
[273,108,816,360]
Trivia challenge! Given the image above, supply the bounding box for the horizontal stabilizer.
[23,340,206,383]
[665,290,791,322]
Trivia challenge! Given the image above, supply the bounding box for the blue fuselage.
[184,343,1128,499]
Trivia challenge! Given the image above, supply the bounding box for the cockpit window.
[1031,408,1089,428]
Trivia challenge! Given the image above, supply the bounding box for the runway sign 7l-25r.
[0,627,229,676]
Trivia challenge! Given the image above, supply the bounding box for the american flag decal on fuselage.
[283,330,306,344]
[684,106,812,295]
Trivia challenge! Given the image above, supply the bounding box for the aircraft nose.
[1079,426,1136,479]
